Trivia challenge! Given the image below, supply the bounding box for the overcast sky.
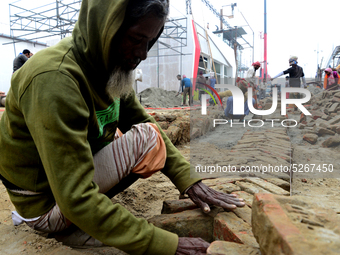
[1,0,340,78]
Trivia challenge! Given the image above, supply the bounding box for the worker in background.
[271,56,306,95]
[196,70,207,101]
[0,1,245,253]
[323,68,339,90]
[223,79,255,122]
[285,76,290,99]
[245,61,261,104]
[181,74,192,106]
[175,74,182,96]
[246,61,261,87]
[0,91,6,107]
[336,64,340,76]
[13,49,32,73]
[208,73,217,92]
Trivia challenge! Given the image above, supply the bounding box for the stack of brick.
[190,127,292,181]
[300,90,340,147]
[147,108,223,145]
[148,176,290,254]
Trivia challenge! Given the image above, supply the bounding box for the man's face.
[24,53,30,58]
[116,14,165,72]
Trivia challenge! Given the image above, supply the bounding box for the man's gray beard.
[106,67,134,100]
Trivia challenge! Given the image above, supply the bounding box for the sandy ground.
[1,105,340,253]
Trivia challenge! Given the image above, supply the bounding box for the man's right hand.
[176,237,210,255]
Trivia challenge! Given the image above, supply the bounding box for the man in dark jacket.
[0,0,244,254]
[12,49,32,73]
[271,56,307,99]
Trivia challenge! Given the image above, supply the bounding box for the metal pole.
[264,0,267,80]
[253,31,254,63]
[234,26,238,85]
[239,11,254,63]
[157,40,159,88]
[220,9,223,30]
[9,4,16,56]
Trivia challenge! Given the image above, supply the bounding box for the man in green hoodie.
[0,0,244,254]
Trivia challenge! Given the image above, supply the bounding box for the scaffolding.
[7,0,81,46]
[326,46,340,69]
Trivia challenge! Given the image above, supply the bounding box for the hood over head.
[72,0,167,86]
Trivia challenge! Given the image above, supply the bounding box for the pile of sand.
[136,87,183,108]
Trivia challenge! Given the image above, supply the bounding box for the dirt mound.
[137,87,182,108]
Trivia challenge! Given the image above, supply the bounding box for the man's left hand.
[187,181,245,213]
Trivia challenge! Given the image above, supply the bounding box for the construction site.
[1,0,340,255]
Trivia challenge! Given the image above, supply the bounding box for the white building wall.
[0,37,47,93]
[137,15,236,93]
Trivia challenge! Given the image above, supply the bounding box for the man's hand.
[187,181,245,213]
[176,237,210,255]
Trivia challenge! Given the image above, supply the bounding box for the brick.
[314,127,336,136]
[259,174,290,191]
[161,199,197,214]
[310,110,323,120]
[327,115,340,125]
[213,212,259,248]
[232,205,252,225]
[157,121,169,130]
[329,124,340,132]
[210,183,241,194]
[265,171,290,182]
[164,114,177,122]
[164,125,180,144]
[331,97,340,103]
[154,113,166,122]
[298,123,305,129]
[322,135,340,147]
[207,241,261,255]
[148,208,218,242]
[252,193,309,255]
[303,133,318,144]
[319,122,331,129]
[245,178,290,196]
[202,177,244,187]
[231,191,254,208]
[235,181,270,195]
[328,103,339,113]
[252,193,340,255]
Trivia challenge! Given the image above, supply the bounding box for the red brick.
[161,199,197,214]
[149,208,221,242]
[207,241,261,255]
[213,212,259,248]
[232,205,252,225]
[231,191,254,208]
[235,181,270,195]
[245,178,290,196]
[252,193,313,255]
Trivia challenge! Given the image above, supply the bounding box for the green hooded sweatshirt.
[0,0,201,254]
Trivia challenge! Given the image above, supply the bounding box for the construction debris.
[137,87,182,108]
